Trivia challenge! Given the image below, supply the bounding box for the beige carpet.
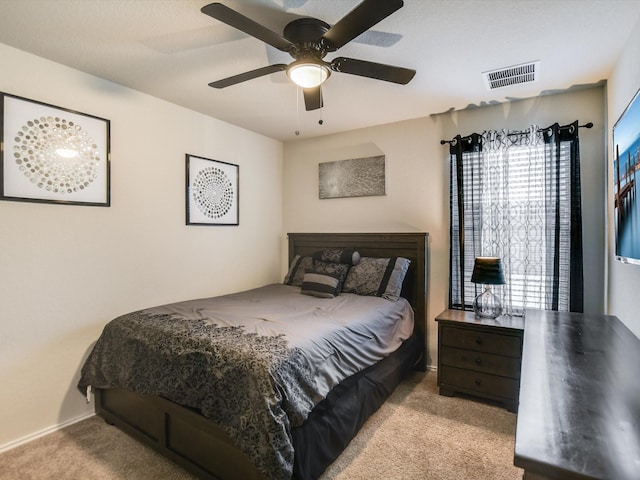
[0,372,523,480]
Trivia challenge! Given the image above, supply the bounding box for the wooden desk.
[514,309,640,480]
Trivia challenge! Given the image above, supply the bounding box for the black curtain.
[554,121,584,312]
[449,133,482,310]
[448,121,584,314]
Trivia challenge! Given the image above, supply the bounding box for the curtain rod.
[439,122,593,146]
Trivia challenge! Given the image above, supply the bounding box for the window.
[448,123,584,315]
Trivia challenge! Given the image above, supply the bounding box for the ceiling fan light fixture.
[202,1,413,111]
[287,61,330,88]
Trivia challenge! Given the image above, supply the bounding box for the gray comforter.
[78,283,414,480]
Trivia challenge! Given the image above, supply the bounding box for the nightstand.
[436,309,524,412]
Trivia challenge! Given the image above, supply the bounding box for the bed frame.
[95,232,428,480]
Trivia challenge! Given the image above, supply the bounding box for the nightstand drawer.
[440,345,521,378]
[440,365,519,400]
[441,325,521,357]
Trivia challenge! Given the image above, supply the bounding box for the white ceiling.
[0,0,639,141]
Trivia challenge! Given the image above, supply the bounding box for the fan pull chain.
[295,86,301,136]
[319,89,323,126]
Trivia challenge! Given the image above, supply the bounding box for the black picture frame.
[0,92,110,206]
[185,154,239,226]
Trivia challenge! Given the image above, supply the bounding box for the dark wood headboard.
[288,232,428,370]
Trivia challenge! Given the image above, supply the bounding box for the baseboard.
[0,412,95,454]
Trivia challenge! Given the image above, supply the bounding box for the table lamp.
[471,257,505,319]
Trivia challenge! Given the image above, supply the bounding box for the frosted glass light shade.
[287,62,329,88]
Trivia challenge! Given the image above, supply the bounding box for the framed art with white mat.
[0,92,110,206]
[185,154,239,226]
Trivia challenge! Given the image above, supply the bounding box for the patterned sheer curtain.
[449,121,584,315]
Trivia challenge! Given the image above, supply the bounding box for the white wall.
[283,118,447,365]
[607,17,640,337]
[283,86,606,366]
[0,44,283,450]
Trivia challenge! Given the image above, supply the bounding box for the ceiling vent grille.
[483,61,540,90]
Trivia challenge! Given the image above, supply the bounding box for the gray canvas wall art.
[319,155,385,199]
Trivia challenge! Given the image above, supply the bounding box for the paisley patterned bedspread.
[78,283,414,480]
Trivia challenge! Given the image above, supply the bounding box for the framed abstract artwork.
[319,155,385,199]
[0,92,110,206]
[185,154,239,226]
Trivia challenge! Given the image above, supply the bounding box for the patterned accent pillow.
[312,260,350,293]
[300,270,342,298]
[343,257,411,301]
[312,248,361,266]
[283,255,314,286]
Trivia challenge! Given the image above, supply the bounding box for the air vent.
[483,61,540,90]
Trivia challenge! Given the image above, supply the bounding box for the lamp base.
[473,286,502,319]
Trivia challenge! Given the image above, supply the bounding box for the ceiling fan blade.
[353,30,402,48]
[322,0,404,50]
[201,3,294,52]
[209,64,287,88]
[331,57,415,84]
[303,86,323,111]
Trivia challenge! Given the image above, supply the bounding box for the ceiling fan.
[201,0,416,111]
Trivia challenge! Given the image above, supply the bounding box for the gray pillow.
[312,260,350,293]
[283,255,314,286]
[343,257,411,301]
[301,270,342,298]
[312,248,361,266]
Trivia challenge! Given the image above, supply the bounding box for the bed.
[78,232,428,480]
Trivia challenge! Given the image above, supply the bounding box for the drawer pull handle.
[475,378,482,386]
[475,358,482,365]
[475,338,483,346]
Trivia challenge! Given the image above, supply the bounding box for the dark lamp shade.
[471,257,505,285]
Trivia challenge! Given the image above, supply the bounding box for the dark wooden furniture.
[436,309,524,412]
[514,309,640,480]
[94,232,429,480]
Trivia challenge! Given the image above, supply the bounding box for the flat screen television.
[614,87,640,264]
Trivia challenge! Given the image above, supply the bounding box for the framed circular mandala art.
[0,92,110,206]
[186,154,239,225]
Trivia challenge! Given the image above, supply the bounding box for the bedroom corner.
[0,43,283,451]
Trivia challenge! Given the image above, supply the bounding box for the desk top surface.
[514,309,640,480]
